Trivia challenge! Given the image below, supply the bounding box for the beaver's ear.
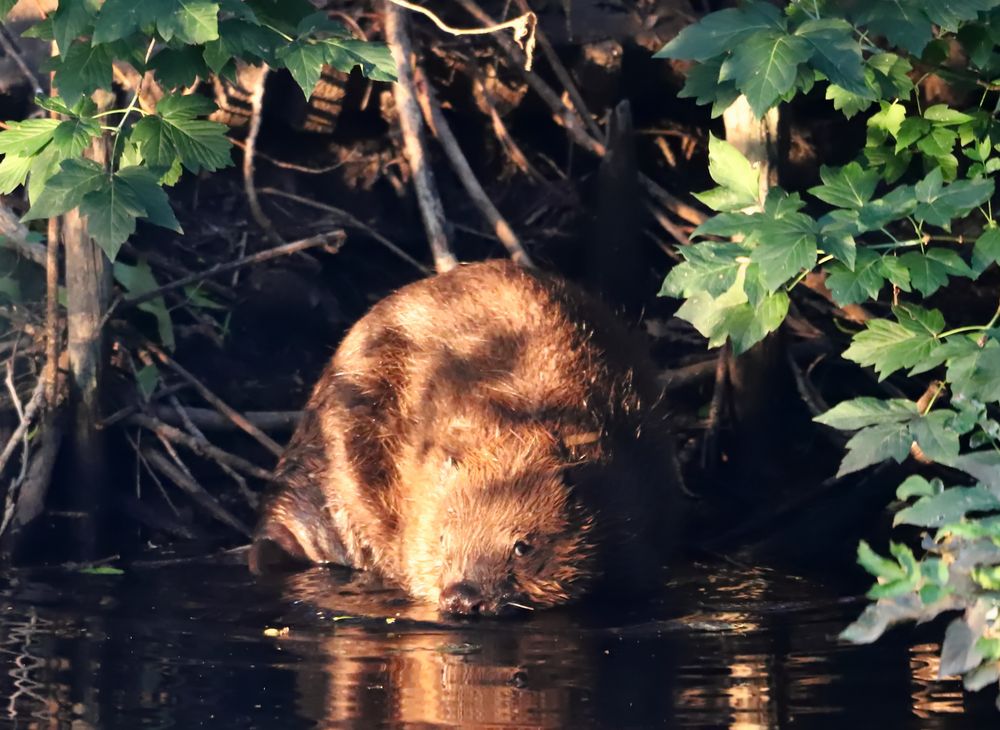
[248,523,311,574]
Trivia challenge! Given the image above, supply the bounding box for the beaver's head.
[403,432,602,617]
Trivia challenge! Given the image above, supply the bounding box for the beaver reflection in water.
[250,260,679,616]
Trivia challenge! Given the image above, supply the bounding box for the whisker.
[505,601,535,611]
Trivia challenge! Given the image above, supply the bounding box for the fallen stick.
[454,0,707,230]
[0,378,43,478]
[0,203,46,266]
[413,64,534,268]
[141,447,252,537]
[128,413,281,484]
[139,339,284,456]
[0,24,42,96]
[259,188,431,274]
[385,0,458,273]
[121,232,344,309]
[471,75,546,182]
[168,395,258,509]
[152,405,301,432]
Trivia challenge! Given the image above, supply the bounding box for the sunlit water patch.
[0,559,995,728]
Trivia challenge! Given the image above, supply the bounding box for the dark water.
[0,557,995,729]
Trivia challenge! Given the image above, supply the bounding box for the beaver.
[249,260,679,616]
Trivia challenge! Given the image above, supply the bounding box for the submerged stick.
[385,0,458,273]
[413,65,534,268]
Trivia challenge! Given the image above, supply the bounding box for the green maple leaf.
[22,158,107,221]
[910,411,961,463]
[809,162,880,209]
[149,46,210,88]
[0,155,33,195]
[277,38,329,97]
[52,0,98,53]
[92,0,147,42]
[114,258,175,349]
[116,166,182,233]
[723,30,812,117]
[842,305,945,380]
[0,119,59,157]
[325,39,395,82]
[659,241,748,299]
[837,422,914,476]
[913,168,995,228]
[80,176,147,260]
[815,397,919,430]
[824,248,885,305]
[947,338,1000,403]
[135,94,232,173]
[749,212,818,291]
[795,18,868,96]
[51,117,100,157]
[54,41,114,106]
[972,226,1000,275]
[856,2,933,55]
[157,0,219,44]
[655,3,783,61]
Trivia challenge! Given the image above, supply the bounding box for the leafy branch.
[656,0,1000,705]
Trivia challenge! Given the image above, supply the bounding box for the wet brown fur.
[250,260,679,613]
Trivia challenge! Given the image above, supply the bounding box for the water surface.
[0,557,995,728]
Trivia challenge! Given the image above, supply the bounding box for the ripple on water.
[0,560,995,728]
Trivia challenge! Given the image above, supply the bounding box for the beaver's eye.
[513,540,533,558]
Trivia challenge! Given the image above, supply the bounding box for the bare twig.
[141,447,252,537]
[128,413,282,484]
[139,340,284,457]
[785,348,830,419]
[413,65,533,268]
[168,395,258,509]
[385,1,458,273]
[100,382,189,429]
[0,203,46,266]
[241,64,284,246]
[231,138,359,174]
[259,188,431,274]
[126,431,180,515]
[5,362,30,488]
[510,0,598,138]
[700,343,730,470]
[471,75,545,182]
[389,0,536,68]
[120,232,344,310]
[658,357,719,392]
[455,0,707,230]
[0,378,43,480]
[43,210,59,407]
[0,23,42,95]
[0,424,62,545]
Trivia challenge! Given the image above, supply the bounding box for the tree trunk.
[61,134,112,559]
[722,97,796,481]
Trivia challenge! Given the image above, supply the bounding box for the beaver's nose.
[439,581,485,615]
